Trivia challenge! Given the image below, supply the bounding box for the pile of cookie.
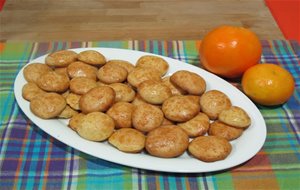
[22,49,251,162]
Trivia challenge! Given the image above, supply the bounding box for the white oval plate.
[14,48,266,173]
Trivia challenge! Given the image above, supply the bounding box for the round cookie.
[67,61,98,80]
[106,59,135,73]
[37,71,69,93]
[109,128,145,153]
[79,86,115,113]
[97,64,128,84]
[208,121,244,141]
[23,63,52,83]
[54,67,68,76]
[170,70,206,95]
[69,77,97,95]
[131,94,150,107]
[162,95,200,122]
[132,104,164,133]
[77,112,115,141]
[109,83,136,102]
[68,113,85,131]
[188,136,232,162]
[145,125,189,158]
[30,93,66,119]
[107,102,135,129]
[22,82,46,101]
[127,67,161,88]
[45,50,78,67]
[138,80,172,104]
[136,55,169,76]
[58,105,78,119]
[200,90,232,120]
[162,76,187,96]
[66,93,81,110]
[178,112,210,137]
[77,50,106,66]
[218,106,251,128]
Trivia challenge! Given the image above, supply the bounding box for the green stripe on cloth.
[0,40,299,190]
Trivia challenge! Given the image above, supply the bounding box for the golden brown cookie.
[23,63,52,83]
[67,61,98,80]
[58,105,78,119]
[109,128,145,153]
[188,136,232,162]
[37,71,70,93]
[77,112,115,141]
[132,104,164,133]
[69,113,85,131]
[218,106,251,128]
[208,121,244,141]
[162,95,200,122]
[22,82,46,101]
[127,67,161,88]
[97,64,128,84]
[30,93,66,119]
[178,112,210,137]
[170,70,206,95]
[77,50,106,66]
[131,94,149,106]
[145,125,189,158]
[45,50,78,67]
[106,59,135,73]
[66,93,81,110]
[109,83,136,102]
[161,117,174,126]
[136,55,169,76]
[69,77,97,95]
[107,102,135,129]
[54,67,69,78]
[61,90,70,98]
[162,76,187,96]
[200,90,232,120]
[79,86,115,113]
[138,80,172,105]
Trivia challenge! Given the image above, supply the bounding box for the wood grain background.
[0,0,284,41]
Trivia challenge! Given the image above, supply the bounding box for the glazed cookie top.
[188,136,232,162]
[77,50,106,66]
[67,61,98,80]
[30,92,66,119]
[170,70,206,95]
[145,125,189,158]
[79,86,115,113]
[162,95,200,122]
[200,90,232,120]
[45,50,78,67]
[77,112,115,142]
[136,55,169,76]
[37,71,70,93]
[97,64,128,84]
[23,63,52,83]
[109,128,145,153]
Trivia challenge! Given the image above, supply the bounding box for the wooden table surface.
[0,0,284,41]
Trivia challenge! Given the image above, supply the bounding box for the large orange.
[199,25,262,78]
[242,63,295,106]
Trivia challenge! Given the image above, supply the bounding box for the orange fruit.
[241,63,295,106]
[199,25,262,78]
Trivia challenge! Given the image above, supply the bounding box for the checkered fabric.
[0,40,299,189]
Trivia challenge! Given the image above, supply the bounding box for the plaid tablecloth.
[0,40,299,190]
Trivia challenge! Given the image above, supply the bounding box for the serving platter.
[14,48,266,173]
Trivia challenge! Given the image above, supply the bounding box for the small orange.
[241,63,295,106]
[199,25,262,78]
